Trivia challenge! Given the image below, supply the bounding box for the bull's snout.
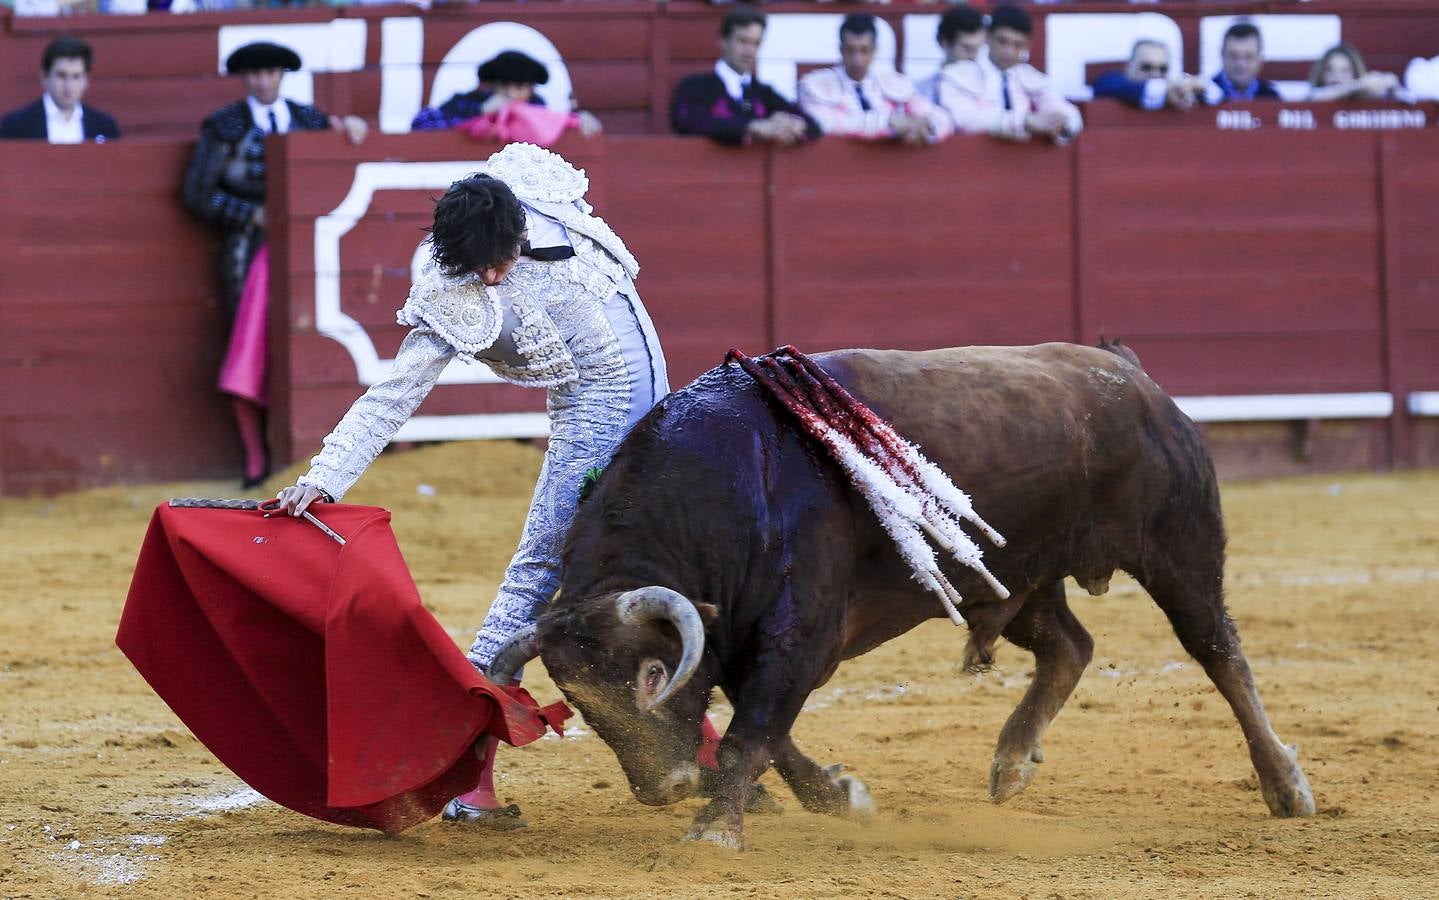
[631,763,700,806]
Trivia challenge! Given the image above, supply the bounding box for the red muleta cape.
[116,502,569,833]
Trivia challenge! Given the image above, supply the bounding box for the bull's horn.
[615,587,706,711]
[487,624,540,686]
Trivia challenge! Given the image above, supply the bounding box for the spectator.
[180,41,368,488]
[1092,39,1207,111]
[915,4,986,105]
[798,14,951,145]
[936,5,1082,144]
[0,37,121,143]
[670,5,820,146]
[1307,44,1413,103]
[411,50,602,137]
[1210,22,1280,102]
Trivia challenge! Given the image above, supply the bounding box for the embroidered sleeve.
[396,260,505,355]
[181,126,254,229]
[296,327,456,501]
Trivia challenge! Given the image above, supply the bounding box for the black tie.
[739,79,754,114]
[1001,71,1012,111]
[521,241,575,262]
[855,83,871,113]
[268,109,280,134]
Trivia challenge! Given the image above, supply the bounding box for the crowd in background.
[0,2,1431,484]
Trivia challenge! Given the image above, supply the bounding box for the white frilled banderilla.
[725,347,1009,625]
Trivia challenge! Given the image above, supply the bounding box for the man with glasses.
[1092,39,1207,111]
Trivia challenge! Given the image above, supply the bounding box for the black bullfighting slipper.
[441,799,528,830]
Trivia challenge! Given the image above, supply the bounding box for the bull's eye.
[644,662,665,692]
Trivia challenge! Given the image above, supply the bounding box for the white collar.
[42,92,82,123]
[246,95,291,133]
[714,59,752,101]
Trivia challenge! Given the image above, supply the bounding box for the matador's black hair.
[426,173,526,277]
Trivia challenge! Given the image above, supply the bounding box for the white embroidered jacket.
[936,57,1083,144]
[798,65,953,142]
[296,200,642,501]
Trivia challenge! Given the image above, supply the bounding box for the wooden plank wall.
[0,140,234,494]
[5,3,1439,139]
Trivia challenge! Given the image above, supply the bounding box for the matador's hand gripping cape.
[117,501,569,833]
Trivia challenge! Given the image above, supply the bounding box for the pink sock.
[231,398,268,481]
[697,716,722,771]
[453,735,502,808]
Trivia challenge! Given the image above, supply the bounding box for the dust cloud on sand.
[3,441,1438,898]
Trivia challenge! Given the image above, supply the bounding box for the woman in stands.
[1307,44,1413,103]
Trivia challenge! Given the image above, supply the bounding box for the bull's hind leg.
[1136,564,1315,817]
[988,580,1094,803]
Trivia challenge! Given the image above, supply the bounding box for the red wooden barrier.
[2,130,1437,494]
[0,140,236,495]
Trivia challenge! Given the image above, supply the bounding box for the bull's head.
[490,587,718,807]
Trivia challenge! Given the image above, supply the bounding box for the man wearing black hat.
[411,49,601,136]
[181,40,368,488]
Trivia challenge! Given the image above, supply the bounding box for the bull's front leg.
[682,656,819,850]
[772,737,874,820]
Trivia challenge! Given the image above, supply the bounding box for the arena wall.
[2,3,1437,494]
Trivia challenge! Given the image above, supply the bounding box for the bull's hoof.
[682,822,747,851]
[836,775,876,821]
[988,746,1044,804]
[1262,745,1316,818]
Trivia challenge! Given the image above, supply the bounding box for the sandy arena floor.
[2,441,1437,898]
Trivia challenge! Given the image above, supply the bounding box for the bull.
[489,341,1316,849]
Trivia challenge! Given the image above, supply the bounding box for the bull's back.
[813,343,1208,549]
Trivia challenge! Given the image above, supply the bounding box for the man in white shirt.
[799,14,952,145]
[937,5,1083,144]
[915,4,987,106]
[0,37,121,143]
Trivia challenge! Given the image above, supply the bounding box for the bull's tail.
[1096,335,1143,369]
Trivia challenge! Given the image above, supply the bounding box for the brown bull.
[490,341,1316,849]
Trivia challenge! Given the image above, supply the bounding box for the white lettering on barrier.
[1216,109,1261,130]
[380,17,425,135]
[216,21,367,107]
[1277,108,1316,130]
[1333,108,1427,129]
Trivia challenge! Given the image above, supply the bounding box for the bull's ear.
[692,601,719,625]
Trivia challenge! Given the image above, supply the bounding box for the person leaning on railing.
[1307,43,1415,103]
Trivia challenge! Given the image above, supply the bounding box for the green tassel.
[578,466,605,504]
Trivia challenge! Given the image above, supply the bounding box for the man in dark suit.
[1092,39,1207,111]
[0,37,121,143]
[670,5,820,146]
[1210,22,1282,102]
[180,40,367,488]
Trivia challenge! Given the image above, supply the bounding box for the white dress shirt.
[714,59,753,102]
[42,93,84,145]
[246,95,292,134]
